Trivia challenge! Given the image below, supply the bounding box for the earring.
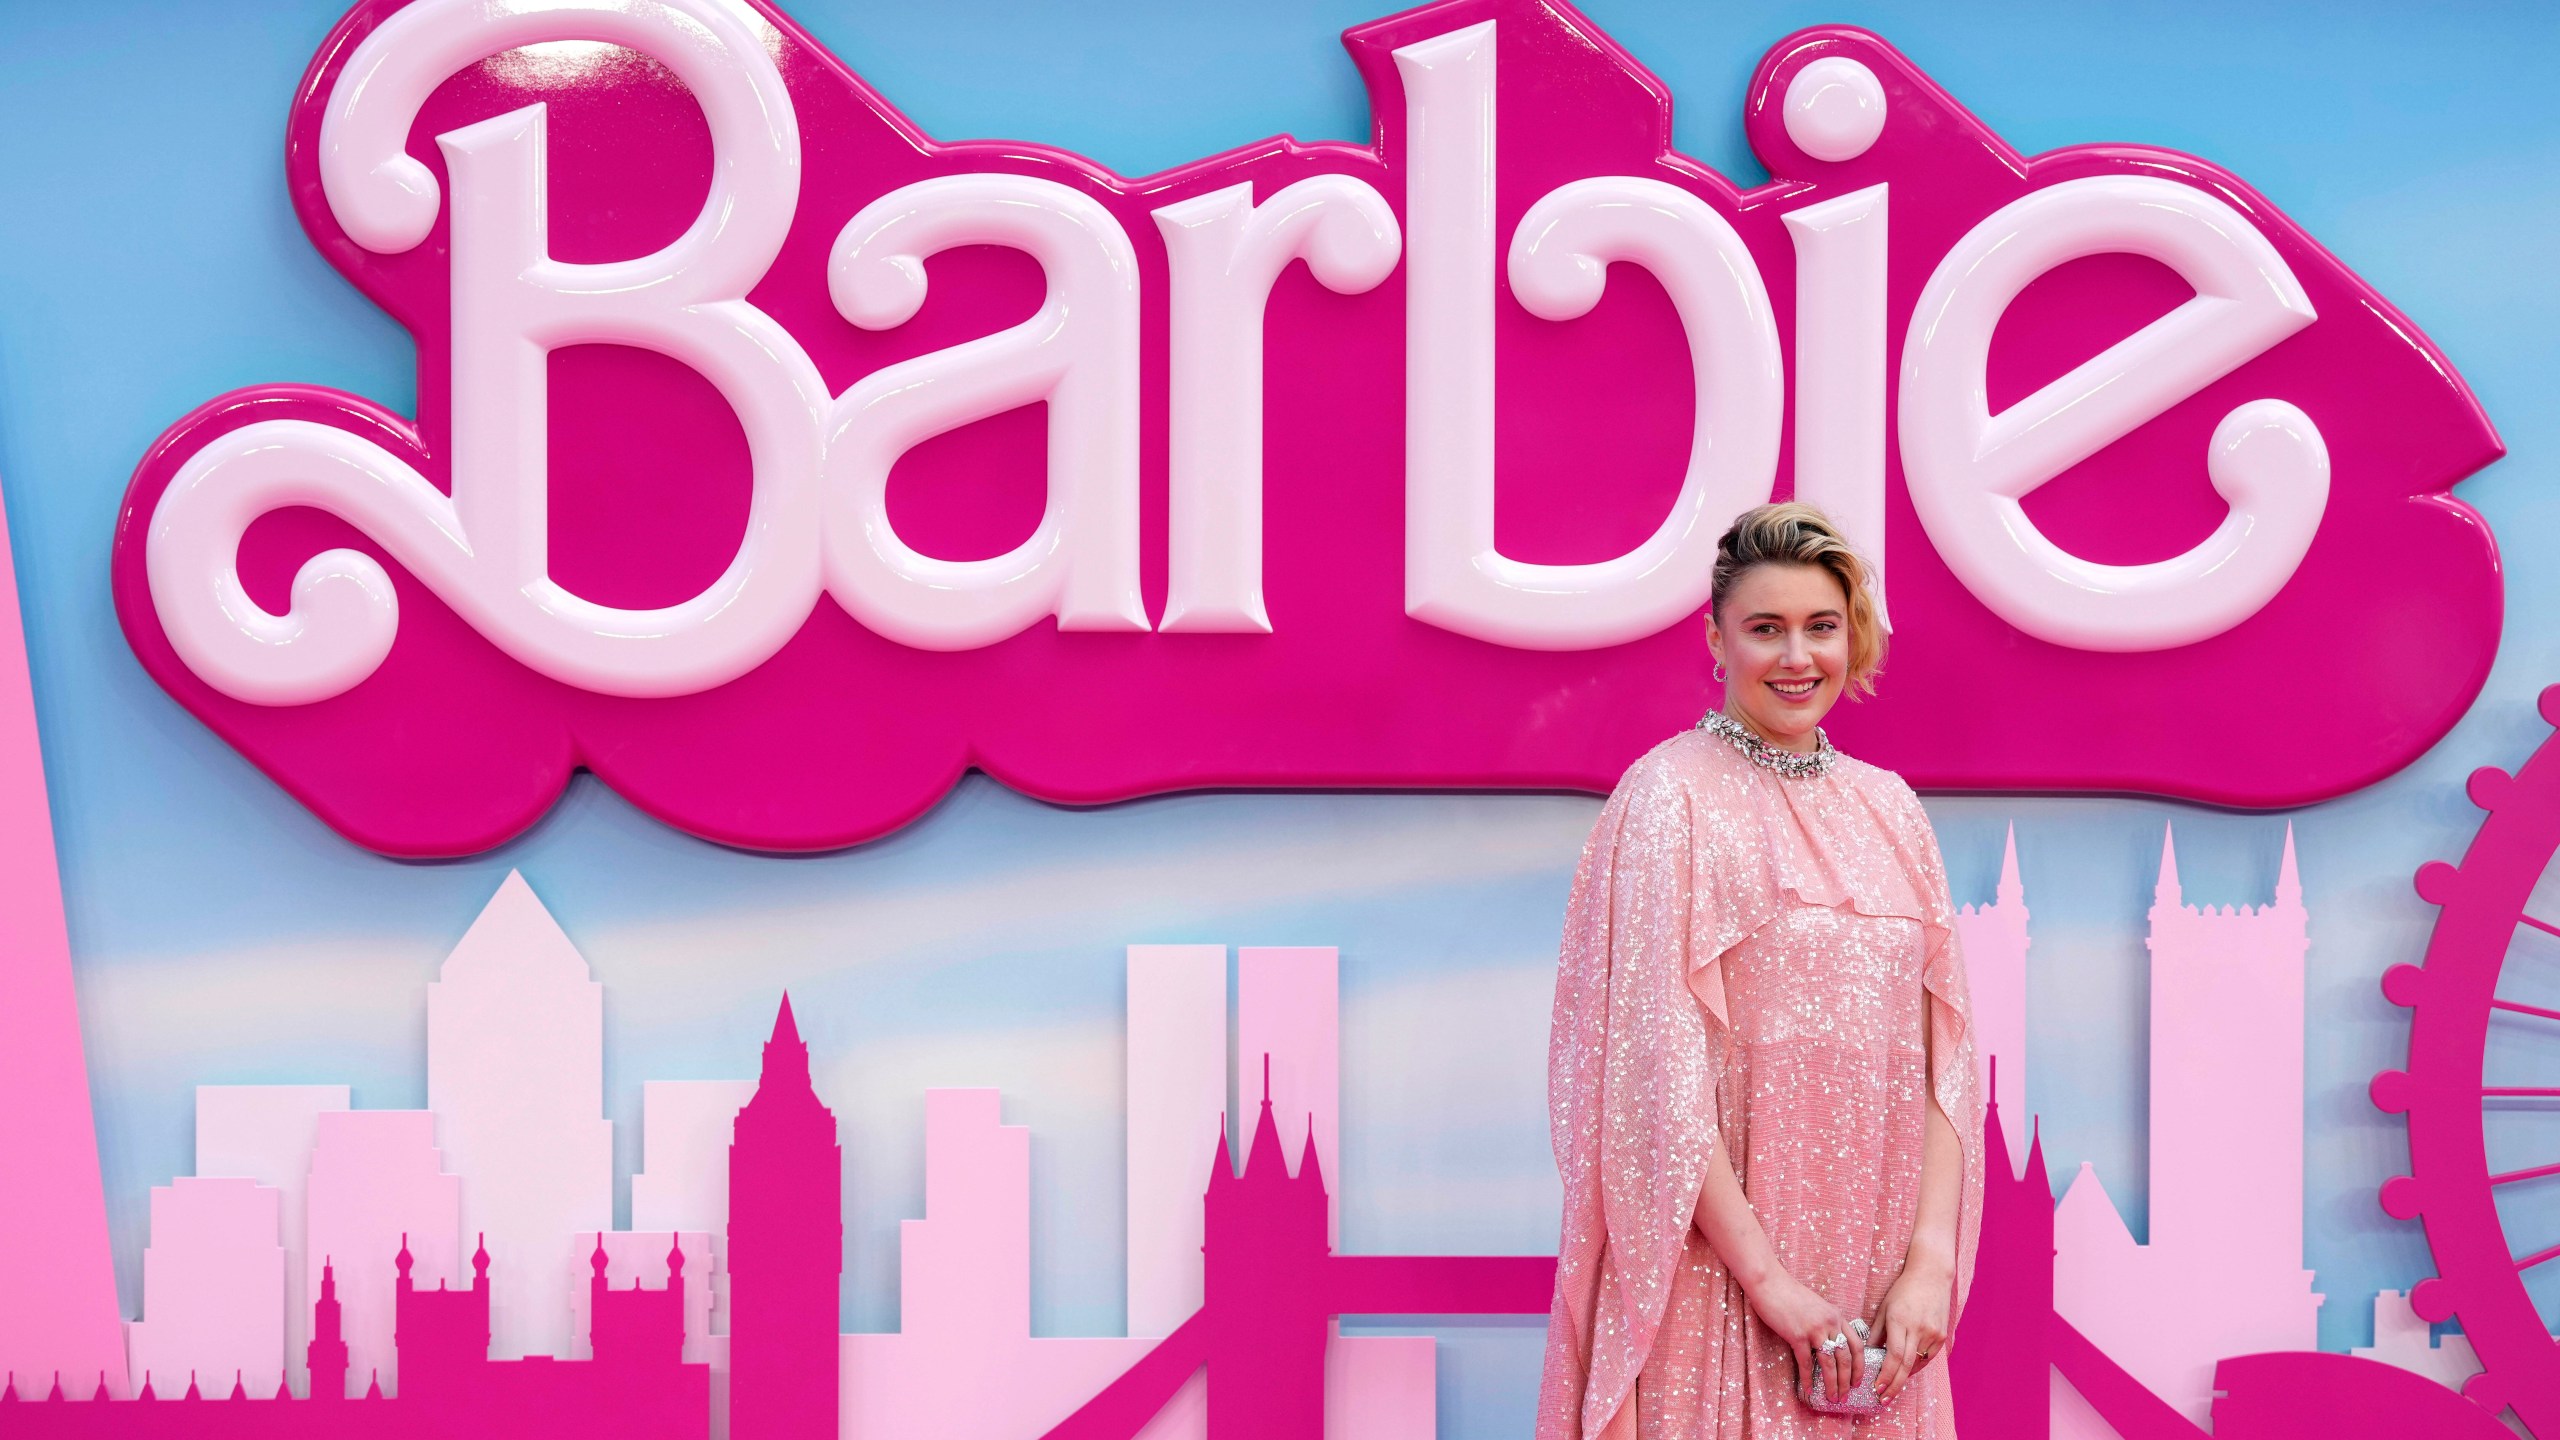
[1712,661,1726,682]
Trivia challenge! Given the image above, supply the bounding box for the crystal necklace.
[1697,707,1837,780]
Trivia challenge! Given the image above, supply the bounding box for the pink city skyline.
[0,840,2532,1440]
[4,866,1559,1437]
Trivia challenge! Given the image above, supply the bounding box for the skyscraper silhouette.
[726,997,841,1440]
[426,874,614,1362]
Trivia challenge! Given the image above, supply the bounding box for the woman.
[1538,503,1985,1439]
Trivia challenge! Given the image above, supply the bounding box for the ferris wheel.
[2374,683,2560,1435]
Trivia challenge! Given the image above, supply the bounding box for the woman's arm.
[1694,1133,1860,1405]
[1874,1002,1962,1400]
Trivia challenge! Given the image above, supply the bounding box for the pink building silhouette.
[565,1233,715,1366]
[632,1081,754,1341]
[0,1234,707,1438]
[127,1178,286,1400]
[629,1084,751,1440]
[395,1235,491,1394]
[725,998,840,1440]
[426,874,614,1363]
[1203,1062,1331,1436]
[0,468,127,1397]
[1948,1078,2057,1435]
[307,1260,349,1404]
[2352,1289,2483,1393]
[194,1086,350,1397]
[1126,945,1225,1344]
[2053,826,2322,1430]
[1957,828,2030,1176]
[302,1112,460,1398]
[380,1228,704,1431]
[840,1090,1161,1437]
[587,1237,691,1369]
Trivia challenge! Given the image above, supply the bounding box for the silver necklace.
[1697,708,1837,780]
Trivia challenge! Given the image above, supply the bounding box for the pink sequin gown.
[1538,727,1985,1440]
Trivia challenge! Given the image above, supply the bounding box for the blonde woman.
[1539,503,1985,1438]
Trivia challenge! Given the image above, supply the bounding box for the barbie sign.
[111,0,2501,855]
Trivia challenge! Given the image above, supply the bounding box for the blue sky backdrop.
[3,0,2556,1428]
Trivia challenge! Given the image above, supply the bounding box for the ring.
[1818,1334,1847,1354]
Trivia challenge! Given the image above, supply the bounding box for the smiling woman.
[1539,502,1984,1438]
[1705,502,1887,752]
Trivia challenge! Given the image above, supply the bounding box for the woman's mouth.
[1768,676,1820,703]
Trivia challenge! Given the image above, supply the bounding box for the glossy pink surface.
[110,0,2503,855]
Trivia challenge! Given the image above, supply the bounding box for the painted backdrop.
[0,0,2555,1435]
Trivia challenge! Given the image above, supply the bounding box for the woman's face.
[1706,562,1851,751]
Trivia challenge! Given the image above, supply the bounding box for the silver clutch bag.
[1804,1318,1889,1416]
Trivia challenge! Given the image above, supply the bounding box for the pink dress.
[1537,727,1985,1440]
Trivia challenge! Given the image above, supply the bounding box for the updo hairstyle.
[1708,502,1885,697]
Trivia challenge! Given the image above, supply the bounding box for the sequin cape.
[1538,729,1986,1439]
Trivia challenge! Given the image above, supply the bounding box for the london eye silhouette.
[2376,682,2560,1436]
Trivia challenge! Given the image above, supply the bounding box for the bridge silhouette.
[1040,1060,1554,1440]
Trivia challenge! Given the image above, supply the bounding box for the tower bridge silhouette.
[1039,1058,1555,1440]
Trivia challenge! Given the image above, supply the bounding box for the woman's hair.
[1709,501,1885,697]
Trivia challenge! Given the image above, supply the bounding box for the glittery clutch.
[1803,1319,1890,1416]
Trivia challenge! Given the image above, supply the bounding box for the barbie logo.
[112,0,2501,855]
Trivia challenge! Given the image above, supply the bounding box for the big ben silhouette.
[726,998,843,1440]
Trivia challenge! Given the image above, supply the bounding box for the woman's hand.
[1744,1268,1860,1407]
[1871,1253,1953,1402]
